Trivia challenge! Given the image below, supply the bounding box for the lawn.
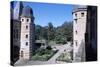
[32,48,57,61]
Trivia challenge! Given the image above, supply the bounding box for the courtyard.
[14,42,73,66]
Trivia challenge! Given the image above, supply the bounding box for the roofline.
[20,15,31,18]
[72,8,87,14]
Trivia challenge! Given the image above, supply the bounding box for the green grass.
[32,48,57,61]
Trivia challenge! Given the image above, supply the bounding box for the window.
[27,18,29,22]
[76,41,77,46]
[81,12,84,17]
[21,51,23,57]
[26,25,28,29]
[75,13,77,17]
[26,34,28,38]
[75,30,77,34]
[75,19,77,23]
[26,42,28,46]
[21,18,24,22]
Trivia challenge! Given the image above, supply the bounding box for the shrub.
[46,46,52,50]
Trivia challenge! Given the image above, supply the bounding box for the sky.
[12,1,74,27]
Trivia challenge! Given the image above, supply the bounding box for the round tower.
[20,6,35,60]
[72,6,87,62]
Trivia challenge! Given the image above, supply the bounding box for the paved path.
[48,42,72,62]
[14,42,73,66]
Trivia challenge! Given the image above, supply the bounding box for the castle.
[10,2,97,65]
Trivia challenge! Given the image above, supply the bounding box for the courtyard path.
[48,42,72,63]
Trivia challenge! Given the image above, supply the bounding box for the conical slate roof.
[21,6,33,18]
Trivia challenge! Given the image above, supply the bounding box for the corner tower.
[72,6,87,62]
[20,6,35,60]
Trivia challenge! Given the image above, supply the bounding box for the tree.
[35,25,42,40]
[47,22,55,41]
[61,21,73,41]
[35,21,73,45]
[55,21,73,44]
[42,26,48,40]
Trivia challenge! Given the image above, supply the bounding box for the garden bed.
[32,48,58,61]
